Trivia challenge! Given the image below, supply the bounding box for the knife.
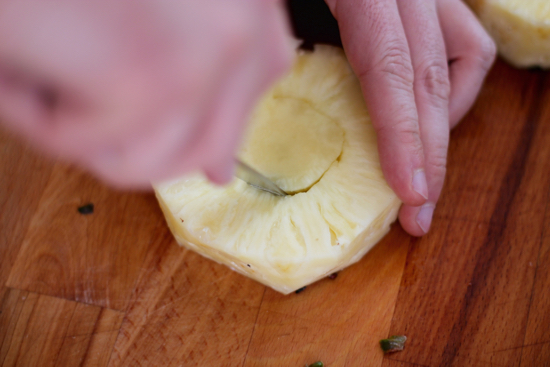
[234,159,287,196]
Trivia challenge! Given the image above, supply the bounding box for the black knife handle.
[286,0,342,50]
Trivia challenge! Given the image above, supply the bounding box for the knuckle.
[227,27,251,56]
[416,62,450,102]
[378,117,421,147]
[219,14,253,58]
[364,43,415,89]
[426,149,448,181]
[476,34,497,71]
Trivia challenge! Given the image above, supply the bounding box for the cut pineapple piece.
[466,0,550,68]
[240,97,344,193]
[154,45,401,294]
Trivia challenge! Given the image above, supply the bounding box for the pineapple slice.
[154,46,401,294]
[465,0,550,68]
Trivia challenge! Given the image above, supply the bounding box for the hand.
[0,0,293,188]
[325,0,496,236]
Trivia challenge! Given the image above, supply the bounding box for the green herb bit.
[379,335,407,353]
[306,362,323,367]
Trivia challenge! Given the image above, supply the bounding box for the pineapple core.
[154,45,401,294]
[240,97,344,193]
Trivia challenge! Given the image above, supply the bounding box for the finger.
[82,2,293,188]
[396,0,450,236]
[165,1,293,186]
[84,46,245,188]
[326,0,428,207]
[202,2,293,185]
[0,67,50,139]
[438,0,496,128]
[201,59,266,185]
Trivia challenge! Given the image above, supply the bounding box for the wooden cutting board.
[1,59,549,367]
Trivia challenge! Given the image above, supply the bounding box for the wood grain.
[0,287,124,367]
[108,241,267,366]
[242,228,410,367]
[5,163,167,311]
[0,59,549,367]
[520,103,550,367]
[0,133,53,286]
[385,63,550,367]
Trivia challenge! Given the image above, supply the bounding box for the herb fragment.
[328,272,338,280]
[379,335,407,353]
[295,286,307,294]
[77,203,94,215]
[307,362,323,367]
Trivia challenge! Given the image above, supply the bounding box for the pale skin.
[0,0,495,237]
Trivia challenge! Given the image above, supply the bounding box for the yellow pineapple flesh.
[154,46,401,294]
[466,0,550,68]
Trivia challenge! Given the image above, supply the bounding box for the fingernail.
[217,162,235,185]
[416,204,435,234]
[206,162,235,185]
[412,170,428,200]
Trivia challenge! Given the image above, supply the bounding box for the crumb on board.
[77,203,94,215]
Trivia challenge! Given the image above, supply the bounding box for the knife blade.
[234,159,287,196]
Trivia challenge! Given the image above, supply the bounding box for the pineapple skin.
[154,46,401,295]
[466,0,550,68]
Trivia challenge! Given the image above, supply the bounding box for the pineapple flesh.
[154,46,401,294]
[466,0,550,68]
